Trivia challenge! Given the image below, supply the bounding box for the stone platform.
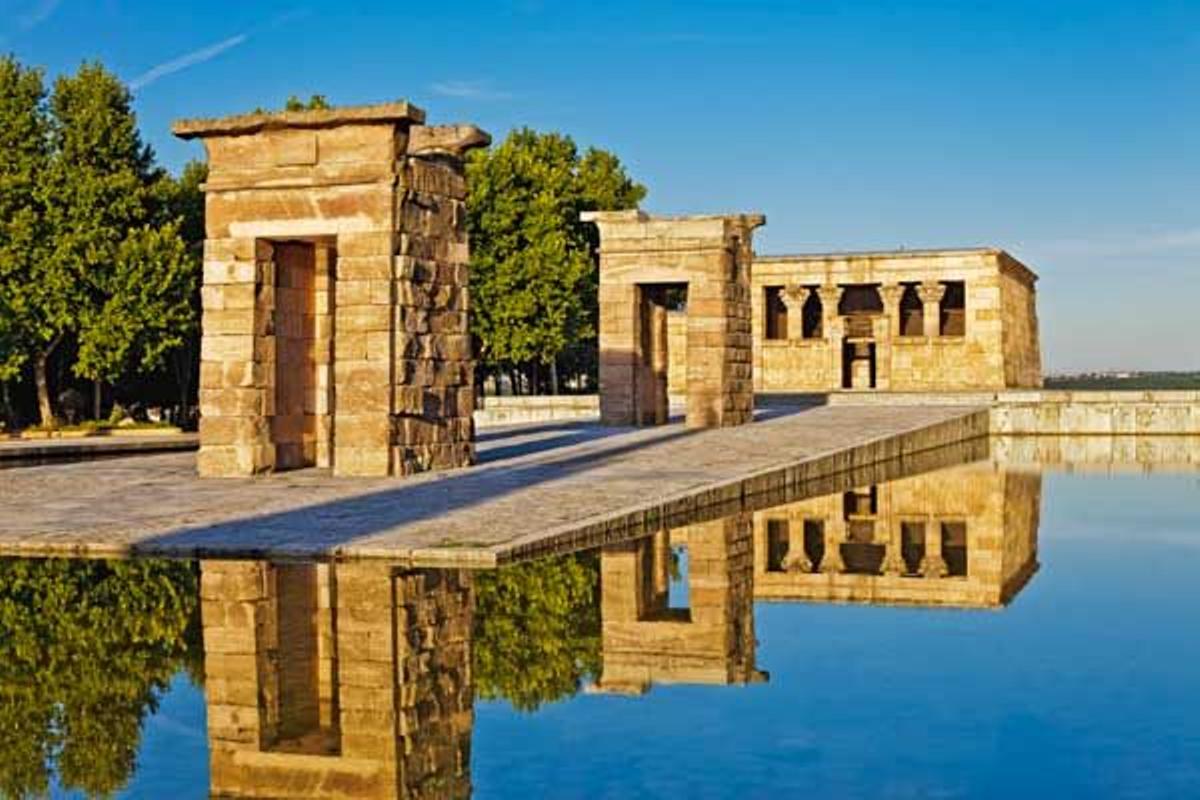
[0,433,198,465]
[0,405,987,566]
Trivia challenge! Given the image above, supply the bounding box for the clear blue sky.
[4,0,1196,372]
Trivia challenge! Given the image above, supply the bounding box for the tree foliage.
[472,552,602,711]
[0,57,200,424]
[465,129,645,386]
[0,558,200,799]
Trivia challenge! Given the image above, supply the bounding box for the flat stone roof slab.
[0,405,985,566]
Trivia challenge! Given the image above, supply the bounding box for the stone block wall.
[583,211,765,428]
[176,105,488,477]
[746,248,1042,394]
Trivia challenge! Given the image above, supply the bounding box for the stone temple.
[750,248,1042,393]
[174,104,488,477]
[588,214,1043,429]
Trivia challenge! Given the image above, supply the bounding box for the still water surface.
[4,461,1199,798]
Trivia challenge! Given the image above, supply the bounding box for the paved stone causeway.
[0,405,983,565]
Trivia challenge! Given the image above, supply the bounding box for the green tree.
[0,58,199,425]
[284,93,330,111]
[472,552,601,711]
[466,129,645,393]
[0,56,51,411]
[0,558,200,798]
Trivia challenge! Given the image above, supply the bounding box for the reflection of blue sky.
[102,470,1200,796]
[4,0,1197,371]
[473,471,1200,798]
[117,674,208,800]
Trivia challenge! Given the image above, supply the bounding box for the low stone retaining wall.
[990,391,1200,435]
[473,395,599,426]
[807,390,1200,435]
[481,391,1200,435]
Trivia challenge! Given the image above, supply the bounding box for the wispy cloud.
[127,6,309,92]
[16,0,61,31]
[1035,227,1200,258]
[429,80,513,101]
[129,33,248,91]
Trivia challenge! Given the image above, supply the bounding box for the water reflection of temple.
[752,464,1041,608]
[200,561,473,799]
[595,515,768,693]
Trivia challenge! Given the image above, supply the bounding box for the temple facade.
[750,248,1042,393]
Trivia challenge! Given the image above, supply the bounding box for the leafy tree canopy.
[283,94,330,111]
[0,558,200,799]
[472,552,601,711]
[465,129,645,374]
[0,57,199,424]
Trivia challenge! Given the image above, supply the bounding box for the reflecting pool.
[3,457,1199,798]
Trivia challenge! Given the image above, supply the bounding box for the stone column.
[817,285,842,389]
[919,282,946,339]
[781,284,808,341]
[921,520,949,577]
[877,284,903,391]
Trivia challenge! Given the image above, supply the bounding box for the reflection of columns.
[918,282,946,338]
[820,517,845,574]
[817,285,842,386]
[921,521,949,577]
[879,523,905,575]
[784,520,814,573]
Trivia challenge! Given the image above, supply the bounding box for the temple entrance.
[269,240,335,470]
[635,283,686,426]
[586,211,764,428]
[841,339,876,389]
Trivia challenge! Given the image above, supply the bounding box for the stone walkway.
[0,405,984,565]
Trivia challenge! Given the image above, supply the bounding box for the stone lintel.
[173,102,427,139]
[409,125,492,157]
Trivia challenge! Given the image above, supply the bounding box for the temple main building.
[750,248,1042,392]
[657,245,1042,404]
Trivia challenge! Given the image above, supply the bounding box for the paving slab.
[0,405,985,565]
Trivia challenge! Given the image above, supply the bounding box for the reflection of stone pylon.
[201,560,474,799]
[597,513,767,690]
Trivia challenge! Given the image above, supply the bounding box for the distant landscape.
[1044,371,1200,391]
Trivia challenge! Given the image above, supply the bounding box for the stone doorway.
[584,211,765,428]
[841,338,877,390]
[269,240,335,470]
[635,283,686,425]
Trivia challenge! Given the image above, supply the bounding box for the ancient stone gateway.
[582,211,765,428]
[173,104,488,477]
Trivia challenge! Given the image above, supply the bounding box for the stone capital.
[918,282,947,304]
[878,284,904,307]
[780,284,809,308]
[816,284,841,305]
